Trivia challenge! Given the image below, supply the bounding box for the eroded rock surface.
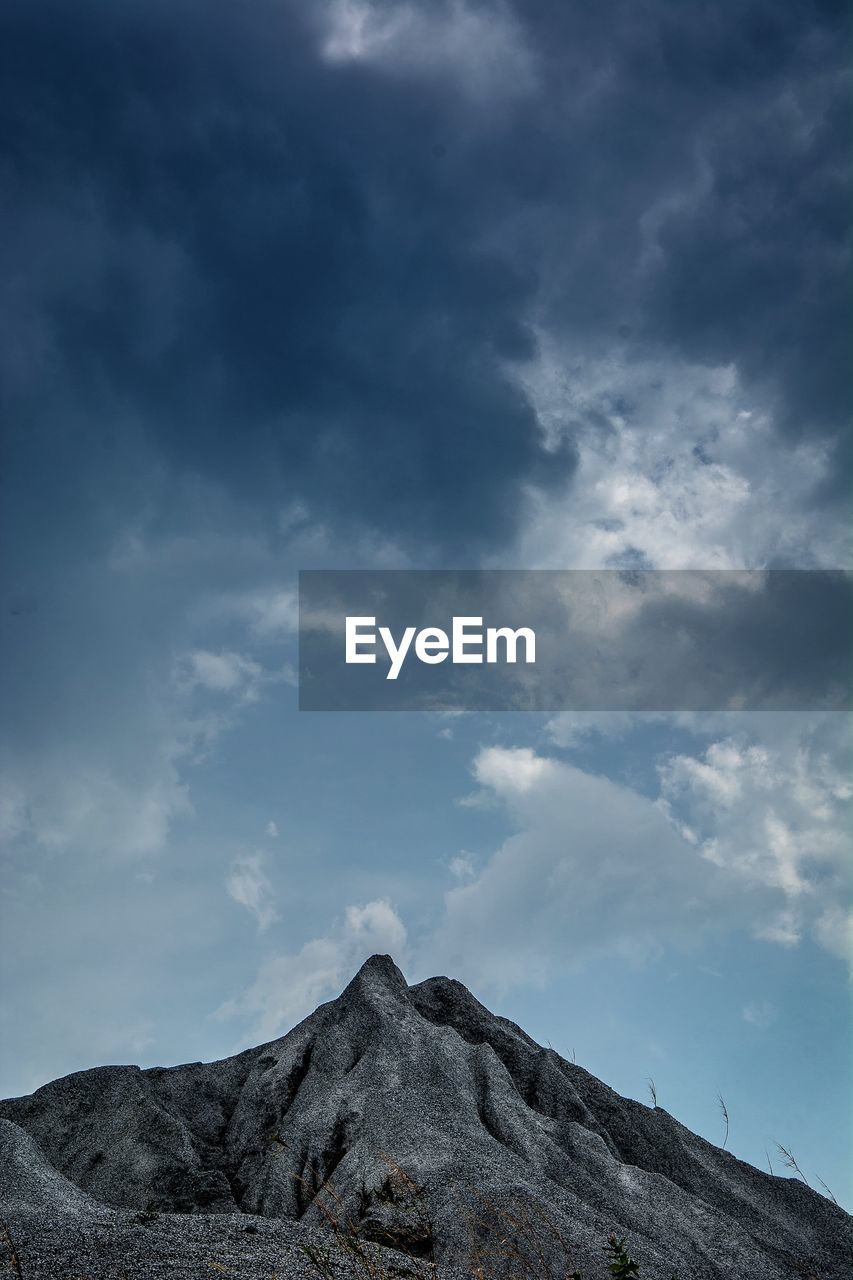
[2,955,849,1279]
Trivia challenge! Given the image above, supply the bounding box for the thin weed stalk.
[0,1218,23,1280]
[775,1143,809,1187]
[466,1192,582,1280]
[716,1094,729,1150]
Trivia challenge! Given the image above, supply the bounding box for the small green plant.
[646,1078,657,1108]
[604,1234,640,1278]
[133,1200,160,1224]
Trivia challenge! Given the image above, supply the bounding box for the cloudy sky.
[1,0,850,1206]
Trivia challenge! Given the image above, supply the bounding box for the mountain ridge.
[1,954,849,1279]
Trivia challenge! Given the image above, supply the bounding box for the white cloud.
[321,0,536,101]
[214,587,299,639]
[473,745,558,795]
[659,722,851,959]
[814,905,853,963]
[265,820,279,838]
[447,853,475,881]
[0,754,192,861]
[171,648,296,755]
[505,344,849,571]
[226,852,278,932]
[427,721,853,990]
[2,499,396,885]
[429,745,725,988]
[742,1001,778,1029]
[755,910,801,949]
[217,898,408,1041]
[546,712,642,749]
[662,740,772,810]
[3,646,278,867]
[174,649,267,703]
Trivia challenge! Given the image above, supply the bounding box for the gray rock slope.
[0,1118,417,1280]
[1,955,849,1279]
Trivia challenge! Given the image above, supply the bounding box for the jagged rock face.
[1,955,850,1280]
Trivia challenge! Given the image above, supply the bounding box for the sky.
[1,0,851,1208]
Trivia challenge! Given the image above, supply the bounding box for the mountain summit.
[1,955,849,1279]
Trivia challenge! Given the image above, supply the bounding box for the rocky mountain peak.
[1,956,849,1280]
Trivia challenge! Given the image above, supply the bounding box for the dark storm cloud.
[647,64,850,444]
[0,0,849,555]
[0,0,568,554]
[512,0,851,442]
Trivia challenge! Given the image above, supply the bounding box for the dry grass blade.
[296,1157,436,1280]
[299,1241,338,1280]
[295,1172,384,1280]
[0,1218,23,1280]
[373,1157,437,1272]
[775,1143,809,1187]
[294,1160,588,1280]
[716,1094,729,1150]
[466,1191,582,1280]
[815,1176,839,1207]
